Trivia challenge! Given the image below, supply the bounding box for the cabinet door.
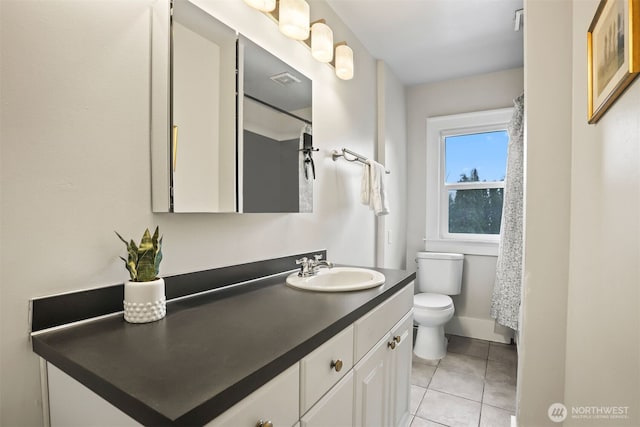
[353,334,389,427]
[388,311,413,427]
[300,371,354,427]
[47,363,141,427]
[206,364,299,427]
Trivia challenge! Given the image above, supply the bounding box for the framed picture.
[587,0,640,123]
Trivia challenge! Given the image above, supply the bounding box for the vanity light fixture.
[278,0,310,41]
[243,0,276,13]
[310,20,333,63]
[334,42,354,80]
[242,0,355,80]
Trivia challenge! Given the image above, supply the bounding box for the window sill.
[425,239,498,257]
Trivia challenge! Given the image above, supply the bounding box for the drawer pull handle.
[388,340,396,350]
[394,335,401,344]
[256,420,273,427]
[331,359,343,372]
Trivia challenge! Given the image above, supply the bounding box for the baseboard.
[444,315,514,343]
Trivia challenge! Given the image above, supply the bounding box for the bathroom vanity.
[31,254,415,426]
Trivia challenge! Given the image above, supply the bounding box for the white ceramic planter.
[123,278,166,323]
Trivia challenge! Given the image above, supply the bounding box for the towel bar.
[331,148,390,174]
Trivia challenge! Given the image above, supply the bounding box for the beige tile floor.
[410,334,517,427]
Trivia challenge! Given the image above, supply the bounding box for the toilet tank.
[416,252,464,295]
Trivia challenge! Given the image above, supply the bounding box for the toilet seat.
[414,293,453,310]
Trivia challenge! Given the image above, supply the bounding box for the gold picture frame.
[587,0,640,123]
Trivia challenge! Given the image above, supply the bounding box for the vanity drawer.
[205,364,299,427]
[300,325,354,415]
[354,282,414,361]
[300,371,354,427]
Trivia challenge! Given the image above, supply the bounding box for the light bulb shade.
[243,0,276,12]
[335,44,354,80]
[279,0,310,40]
[311,22,333,63]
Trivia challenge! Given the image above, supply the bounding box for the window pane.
[445,131,508,183]
[448,189,503,234]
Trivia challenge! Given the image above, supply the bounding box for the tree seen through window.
[448,169,504,235]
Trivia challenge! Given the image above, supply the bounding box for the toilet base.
[413,325,448,360]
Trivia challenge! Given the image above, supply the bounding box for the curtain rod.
[244,94,312,125]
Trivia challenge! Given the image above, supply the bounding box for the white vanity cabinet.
[46,362,300,427]
[298,283,414,427]
[44,282,414,427]
[353,312,413,427]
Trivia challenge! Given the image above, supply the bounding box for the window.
[425,108,513,256]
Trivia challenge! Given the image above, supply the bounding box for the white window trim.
[425,108,513,256]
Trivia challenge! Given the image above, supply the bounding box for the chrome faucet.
[296,254,333,277]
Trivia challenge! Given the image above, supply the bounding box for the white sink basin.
[286,267,385,292]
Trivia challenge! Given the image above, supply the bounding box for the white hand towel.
[368,160,390,216]
[361,162,371,205]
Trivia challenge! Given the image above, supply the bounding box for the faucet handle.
[296,257,312,277]
[314,254,323,262]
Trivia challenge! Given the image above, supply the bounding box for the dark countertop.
[32,266,415,426]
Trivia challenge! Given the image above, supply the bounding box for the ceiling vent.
[270,72,302,86]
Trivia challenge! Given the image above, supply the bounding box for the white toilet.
[413,252,464,360]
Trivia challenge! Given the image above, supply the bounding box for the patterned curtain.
[491,94,525,331]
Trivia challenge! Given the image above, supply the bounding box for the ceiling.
[325,0,524,86]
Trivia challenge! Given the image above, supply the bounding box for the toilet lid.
[414,293,453,310]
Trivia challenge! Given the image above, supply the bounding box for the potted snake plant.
[116,226,165,323]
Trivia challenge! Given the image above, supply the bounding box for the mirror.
[238,36,313,213]
[171,0,237,212]
[150,0,237,213]
[150,0,313,213]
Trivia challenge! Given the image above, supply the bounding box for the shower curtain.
[490,94,524,331]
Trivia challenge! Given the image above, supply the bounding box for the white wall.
[0,0,406,424]
[406,68,524,342]
[517,1,573,424]
[518,1,640,425]
[563,1,640,425]
[377,61,408,269]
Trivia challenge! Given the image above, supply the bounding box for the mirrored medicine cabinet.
[150,0,313,213]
